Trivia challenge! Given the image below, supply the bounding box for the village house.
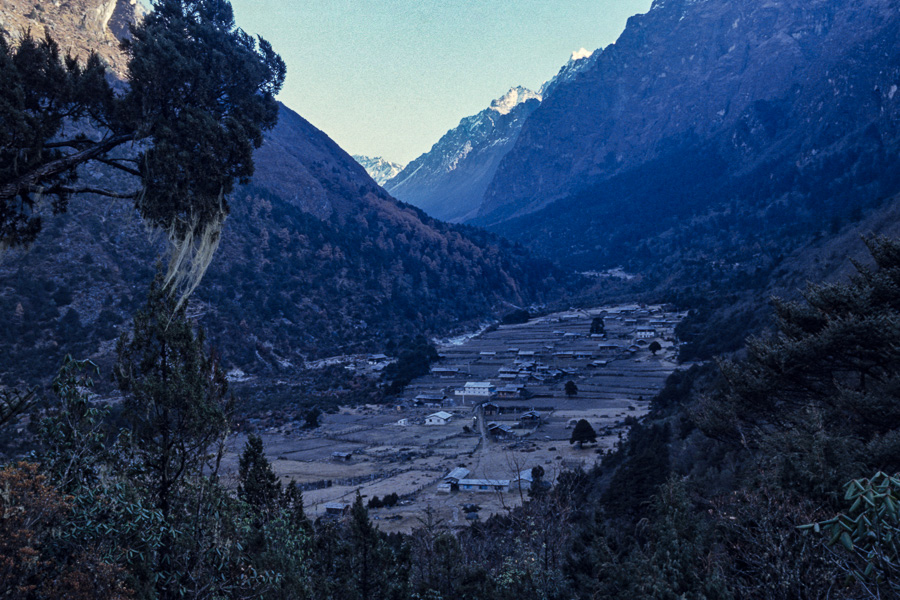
[458,478,510,493]
[635,328,656,339]
[495,385,525,399]
[454,381,496,397]
[431,367,460,378]
[512,468,543,494]
[415,393,446,408]
[597,343,621,355]
[445,467,470,481]
[324,502,351,517]
[487,422,514,439]
[425,411,454,425]
[519,410,541,428]
[481,402,500,416]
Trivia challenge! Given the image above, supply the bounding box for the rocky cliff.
[0,0,144,75]
[471,0,900,277]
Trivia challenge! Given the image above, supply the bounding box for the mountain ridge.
[384,49,596,223]
[468,0,900,283]
[352,155,405,186]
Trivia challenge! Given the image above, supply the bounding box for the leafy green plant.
[801,472,900,593]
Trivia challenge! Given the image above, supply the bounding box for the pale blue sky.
[229,0,653,164]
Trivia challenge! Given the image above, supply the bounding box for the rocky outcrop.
[0,0,142,75]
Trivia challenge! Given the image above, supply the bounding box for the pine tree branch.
[48,185,140,200]
[0,133,134,201]
[94,157,142,177]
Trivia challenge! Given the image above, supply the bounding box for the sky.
[228,0,653,165]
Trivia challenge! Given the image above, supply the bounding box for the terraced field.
[221,304,686,532]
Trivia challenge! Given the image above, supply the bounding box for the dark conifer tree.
[570,419,596,447]
[713,236,900,494]
[114,272,232,600]
[0,0,286,252]
[115,273,229,518]
[238,433,282,510]
[329,493,409,600]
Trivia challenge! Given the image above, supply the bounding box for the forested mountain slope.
[474,0,900,286]
[0,2,563,387]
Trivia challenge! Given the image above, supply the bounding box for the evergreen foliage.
[711,236,900,495]
[501,309,531,325]
[238,434,282,510]
[570,419,596,447]
[0,462,133,599]
[303,406,323,429]
[114,273,230,518]
[565,380,578,397]
[803,472,900,594]
[121,0,286,239]
[590,317,605,335]
[0,0,285,249]
[383,335,439,395]
[39,356,109,493]
[0,31,114,246]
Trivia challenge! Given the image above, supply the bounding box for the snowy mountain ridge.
[382,48,597,223]
[490,86,542,115]
[540,47,596,97]
[352,155,405,186]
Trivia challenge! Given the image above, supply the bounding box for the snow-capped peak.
[352,155,405,186]
[540,48,600,97]
[489,86,542,115]
[571,47,593,61]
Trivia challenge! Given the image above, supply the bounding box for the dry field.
[221,304,686,533]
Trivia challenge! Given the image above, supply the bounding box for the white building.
[454,382,495,397]
[425,411,454,425]
[636,328,656,339]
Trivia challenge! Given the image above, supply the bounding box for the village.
[221,304,686,532]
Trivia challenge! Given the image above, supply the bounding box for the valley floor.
[220,304,686,533]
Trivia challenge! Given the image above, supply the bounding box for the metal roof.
[444,467,470,481]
